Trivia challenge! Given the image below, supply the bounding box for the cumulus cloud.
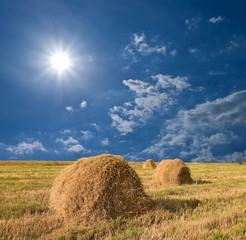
[185,17,201,30]
[62,129,71,134]
[67,144,85,153]
[186,150,246,163]
[207,133,233,145]
[109,74,190,134]
[80,100,87,108]
[7,141,47,155]
[188,47,198,54]
[56,136,85,153]
[208,16,224,24]
[177,90,246,126]
[101,138,109,146]
[124,33,166,61]
[220,34,246,54]
[66,106,73,112]
[153,74,190,91]
[56,136,78,146]
[124,152,141,162]
[227,35,246,52]
[170,49,177,57]
[81,130,93,140]
[227,40,240,51]
[144,90,246,162]
[223,151,246,163]
[109,113,135,134]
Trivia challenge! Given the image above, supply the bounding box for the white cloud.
[223,151,246,163]
[185,17,201,30]
[220,34,246,54]
[124,33,166,60]
[187,150,246,163]
[122,79,155,96]
[66,106,73,112]
[179,132,238,159]
[153,74,190,91]
[177,90,246,127]
[90,123,100,131]
[56,136,85,153]
[101,138,109,146]
[56,136,79,146]
[134,33,145,45]
[228,40,240,50]
[62,129,71,134]
[67,144,85,153]
[170,49,177,56]
[110,113,136,134]
[124,153,141,162]
[207,133,233,145]
[144,90,246,162]
[226,37,245,51]
[7,141,47,155]
[81,130,93,140]
[208,16,224,24]
[80,100,87,108]
[188,47,198,54]
[109,74,190,134]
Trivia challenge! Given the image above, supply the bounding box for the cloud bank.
[144,90,246,162]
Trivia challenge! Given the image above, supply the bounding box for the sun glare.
[49,51,73,75]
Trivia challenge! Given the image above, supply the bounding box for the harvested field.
[0,161,246,239]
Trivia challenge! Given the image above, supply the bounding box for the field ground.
[0,161,245,240]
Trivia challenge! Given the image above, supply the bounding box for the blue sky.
[0,0,245,162]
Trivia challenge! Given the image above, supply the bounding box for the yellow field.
[0,161,245,240]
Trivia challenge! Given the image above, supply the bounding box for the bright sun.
[49,51,73,75]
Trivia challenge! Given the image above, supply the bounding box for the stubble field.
[0,161,245,240]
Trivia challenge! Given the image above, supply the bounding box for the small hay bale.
[153,158,193,186]
[49,154,152,227]
[143,159,156,169]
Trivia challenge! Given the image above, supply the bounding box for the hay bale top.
[153,158,192,186]
[49,154,152,227]
[76,154,126,168]
[143,159,156,169]
[160,158,184,165]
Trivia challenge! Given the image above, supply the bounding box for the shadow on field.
[154,198,200,212]
[194,179,212,185]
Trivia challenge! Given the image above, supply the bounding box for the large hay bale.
[143,159,156,169]
[49,154,152,227]
[153,158,193,186]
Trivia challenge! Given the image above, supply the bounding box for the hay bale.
[143,159,156,169]
[49,154,152,227]
[153,158,193,186]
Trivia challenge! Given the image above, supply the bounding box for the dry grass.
[0,161,246,239]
